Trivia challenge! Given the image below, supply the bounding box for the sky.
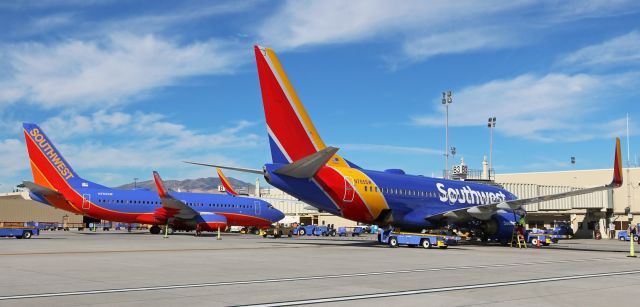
[1,0,639,191]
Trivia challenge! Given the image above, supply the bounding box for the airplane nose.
[273,208,284,222]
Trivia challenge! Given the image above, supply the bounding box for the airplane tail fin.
[612,137,623,187]
[216,168,239,196]
[254,45,349,169]
[22,123,103,191]
[152,171,169,198]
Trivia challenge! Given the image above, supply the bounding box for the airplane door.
[254,201,261,216]
[343,177,355,203]
[82,194,91,212]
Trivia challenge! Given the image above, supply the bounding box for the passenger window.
[364,186,368,192]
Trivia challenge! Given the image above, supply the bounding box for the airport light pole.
[442,91,453,178]
[450,146,457,164]
[487,117,496,179]
[134,177,139,189]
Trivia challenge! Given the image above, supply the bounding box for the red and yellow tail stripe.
[217,168,238,196]
[612,137,623,187]
[255,45,349,168]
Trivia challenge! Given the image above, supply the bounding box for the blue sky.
[1,0,639,191]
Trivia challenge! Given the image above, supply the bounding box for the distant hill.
[116,177,255,194]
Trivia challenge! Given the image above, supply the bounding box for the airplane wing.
[183,161,263,174]
[152,171,199,220]
[428,138,623,221]
[216,168,239,196]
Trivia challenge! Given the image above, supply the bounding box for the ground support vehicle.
[313,226,337,236]
[378,229,459,249]
[0,227,39,239]
[526,232,559,246]
[338,227,348,236]
[263,225,294,238]
[293,225,316,236]
[551,221,574,239]
[352,227,365,236]
[617,230,639,242]
[336,226,366,237]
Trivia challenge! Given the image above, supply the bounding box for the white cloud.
[259,1,524,51]
[17,110,264,186]
[402,27,516,62]
[557,31,640,69]
[0,138,29,183]
[41,110,261,149]
[339,143,441,155]
[96,2,257,35]
[412,72,639,142]
[258,0,638,62]
[0,33,244,108]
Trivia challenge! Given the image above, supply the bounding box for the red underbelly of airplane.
[223,213,271,228]
[198,222,227,231]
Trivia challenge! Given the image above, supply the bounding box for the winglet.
[216,168,239,196]
[612,137,623,187]
[152,171,168,198]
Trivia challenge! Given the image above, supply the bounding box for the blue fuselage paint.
[265,163,518,232]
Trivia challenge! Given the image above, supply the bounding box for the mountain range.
[116,177,255,194]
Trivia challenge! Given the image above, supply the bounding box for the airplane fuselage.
[265,163,517,230]
[63,187,282,228]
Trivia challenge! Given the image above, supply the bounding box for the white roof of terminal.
[498,167,639,176]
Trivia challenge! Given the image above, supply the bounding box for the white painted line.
[0,257,621,301]
[243,270,640,307]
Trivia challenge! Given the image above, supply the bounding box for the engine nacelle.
[479,211,519,242]
[196,214,227,231]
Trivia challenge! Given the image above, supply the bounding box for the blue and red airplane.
[22,123,284,235]
[187,45,623,242]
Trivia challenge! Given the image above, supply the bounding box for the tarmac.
[1,231,639,306]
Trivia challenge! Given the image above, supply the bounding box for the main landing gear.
[150,225,161,235]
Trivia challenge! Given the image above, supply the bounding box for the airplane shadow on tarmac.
[255,239,472,250]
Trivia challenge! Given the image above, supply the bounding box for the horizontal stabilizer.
[274,147,339,179]
[183,161,263,175]
[22,181,61,197]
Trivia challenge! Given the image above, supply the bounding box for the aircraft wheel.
[298,229,306,236]
[388,236,398,247]
[150,225,161,235]
[420,239,431,249]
